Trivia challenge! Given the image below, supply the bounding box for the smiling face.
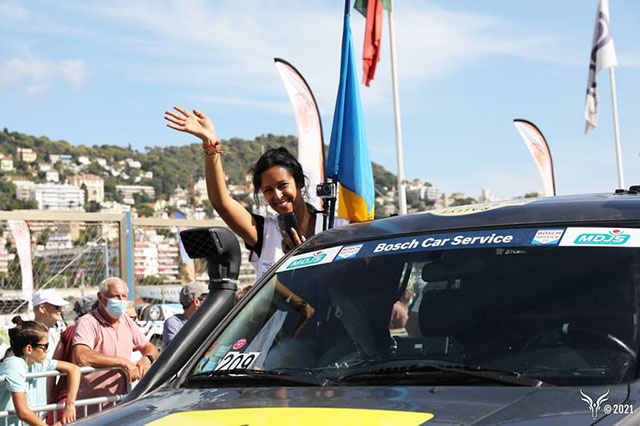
[259,166,304,215]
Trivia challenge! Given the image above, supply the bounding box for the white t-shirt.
[249,212,347,279]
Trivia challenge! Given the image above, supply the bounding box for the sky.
[1,0,639,200]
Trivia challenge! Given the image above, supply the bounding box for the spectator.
[0,316,79,426]
[32,289,68,411]
[48,296,96,424]
[71,277,158,415]
[163,282,208,346]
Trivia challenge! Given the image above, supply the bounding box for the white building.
[0,241,9,274]
[45,171,59,183]
[157,243,179,279]
[425,187,441,202]
[31,184,85,211]
[134,242,159,278]
[116,185,155,200]
[125,158,141,169]
[479,187,498,203]
[44,233,73,250]
[38,162,53,172]
[0,154,13,171]
[95,158,108,167]
[16,147,37,162]
[12,180,35,200]
[78,156,90,165]
[99,201,131,214]
[69,174,105,203]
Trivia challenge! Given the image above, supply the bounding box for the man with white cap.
[32,288,68,411]
[163,281,208,346]
[33,288,69,359]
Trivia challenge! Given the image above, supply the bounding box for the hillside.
[0,128,398,201]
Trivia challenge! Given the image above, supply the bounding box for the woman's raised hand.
[165,106,217,144]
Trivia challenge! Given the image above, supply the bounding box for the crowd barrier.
[0,366,131,425]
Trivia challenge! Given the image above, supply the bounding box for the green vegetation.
[1,129,401,205]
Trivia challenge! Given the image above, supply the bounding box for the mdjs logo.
[574,229,629,245]
[286,251,327,269]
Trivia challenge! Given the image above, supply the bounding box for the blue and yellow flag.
[326,10,375,223]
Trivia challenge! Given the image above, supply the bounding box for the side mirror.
[179,227,241,291]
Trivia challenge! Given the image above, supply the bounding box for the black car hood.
[74,384,629,425]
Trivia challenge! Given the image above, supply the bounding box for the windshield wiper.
[337,363,550,387]
[187,369,333,387]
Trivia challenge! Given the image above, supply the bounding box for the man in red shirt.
[72,277,158,414]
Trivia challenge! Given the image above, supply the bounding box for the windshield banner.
[278,227,640,271]
[334,228,560,261]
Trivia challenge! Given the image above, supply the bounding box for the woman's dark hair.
[8,316,47,357]
[250,147,307,203]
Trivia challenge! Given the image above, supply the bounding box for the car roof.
[305,191,640,251]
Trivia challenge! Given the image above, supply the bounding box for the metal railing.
[0,366,131,425]
[0,211,257,313]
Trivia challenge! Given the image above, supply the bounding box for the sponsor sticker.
[560,227,640,247]
[427,200,533,217]
[336,244,363,260]
[277,246,342,272]
[232,338,247,350]
[531,229,564,245]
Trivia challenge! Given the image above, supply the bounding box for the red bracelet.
[203,140,225,155]
[202,140,219,150]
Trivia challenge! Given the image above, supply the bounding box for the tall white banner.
[274,58,325,210]
[584,0,617,133]
[8,220,34,309]
[513,119,556,197]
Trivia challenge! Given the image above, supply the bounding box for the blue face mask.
[104,298,129,319]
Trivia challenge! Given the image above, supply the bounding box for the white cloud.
[7,1,573,110]
[0,56,86,94]
[60,59,85,87]
[0,2,27,20]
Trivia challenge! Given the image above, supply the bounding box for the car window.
[189,227,640,386]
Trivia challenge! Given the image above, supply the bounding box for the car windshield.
[189,226,640,386]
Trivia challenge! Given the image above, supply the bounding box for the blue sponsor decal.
[333,228,544,261]
[574,230,630,246]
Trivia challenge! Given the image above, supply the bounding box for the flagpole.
[387,0,407,215]
[609,67,624,189]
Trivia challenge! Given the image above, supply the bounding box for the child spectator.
[0,317,80,426]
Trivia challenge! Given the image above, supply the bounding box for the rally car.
[77,189,640,425]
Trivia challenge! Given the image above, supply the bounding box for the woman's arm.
[11,392,47,426]
[55,360,80,424]
[165,106,259,246]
